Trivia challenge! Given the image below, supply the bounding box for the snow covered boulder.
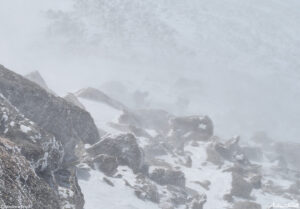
[134,174,160,203]
[93,154,118,176]
[149,168,186,187]
[87,133,145,172]
[167,115,214,147]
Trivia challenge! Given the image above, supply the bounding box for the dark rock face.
[168,116,214,146]
[0,137,60,209]
[233,201,262,209]
[0,65,100,162]
[76,87,127,110]
[0,94,63,173]
[87,134,144,172]
[150,168,186,187]
[231,172,253,198]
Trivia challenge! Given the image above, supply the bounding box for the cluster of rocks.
[0,65,100,208]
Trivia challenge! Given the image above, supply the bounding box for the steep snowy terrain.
[71,88,300,209]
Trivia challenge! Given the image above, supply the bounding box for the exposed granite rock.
[87,133,144,172]
[0,137,60,209]
[0,65,99,162]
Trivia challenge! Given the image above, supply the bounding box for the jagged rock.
[25,71,55,95]
[230,172,253,198]
[0,137,60,209]
[87,133,144,172]
[76,87,127,110]
[168,115,213,143]
[64,93,86,110]
[134,175,160,203]
[0,65,100,162]
[233,201,262,209]
[207,137,249,165]
[55,167,84,209]
[150,168,186,187]
[188,195,207,209]
[0,94,63,173]
[93,154,118,176]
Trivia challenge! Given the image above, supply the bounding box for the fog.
[1,0,300,141]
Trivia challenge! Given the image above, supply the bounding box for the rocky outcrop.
[55,167,85,209]
[25,71,55,95]
[150,168,186,187]
[0,65,100,162]
[0,137,60,209]
[93,154,118,176]
[87,133,144,172]
[0,94,63,173]
[230,172,253,199]
[168,116,213,148]
[64,93,86,110]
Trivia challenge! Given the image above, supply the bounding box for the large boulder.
[230,172,253,199]
[87,133,145,172]
[149,168,186,187]
[0,65,99,162]
[0,137,60,209]
[168,116,213,146]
